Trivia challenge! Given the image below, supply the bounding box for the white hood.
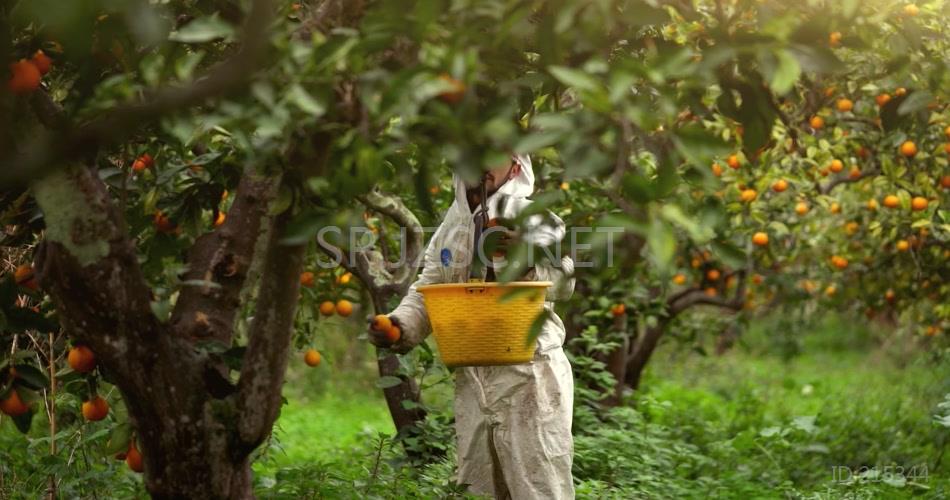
[451,154,535,212]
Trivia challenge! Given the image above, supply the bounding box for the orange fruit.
[82,396,109,421]
[7,59,41,94]
[829,159,843,173]
[942,175,950,189]
[848,166,861,179]
[704,287,717,297]
[0,389,29,417]
[299,271,315,287]
[925,326,938,337]
[896,240,910,252]
[830,202,841,214]
[711,163,723,177]
[894,87,907,97]
[372,314,392,332]
[910,196,927,211]
[885,289,896,302]
[318,301,336,316]
[876,93,891,107]
[740,189,757,202]
[828,31,842,47]
[153,211,177,233]
[899,141,917,157]
[336,299,353,317]
[706,269,721,281]
[126,442,144,473]
[335,272,352,285]
[132,159,147,172]
[690,258,701,269]
[726,155,741,169]
[820,168,830,177]
[31,50,52,75]
[303,349,321,367]
[882,195,900,208]
[611,303,626,317]
[855,146,870,159]
[836,98,853,112]
[14,263,38,290]
[944,143,950,154]
[384,326,401,343]
[824,285,837,297]
[751,274,764,285]
[752,232,769,247]
[824,86,836,97]
[945,125,950,139]
[809,116,825,129]
[436,73,466,104]
[902,4,919,16]
[845,221,860,235]
[771,179,788,192]
[68,345,96,373]
[795,201,809,216]
[213,211,226,227]
[672,273,687,285]
[866,199,879,210]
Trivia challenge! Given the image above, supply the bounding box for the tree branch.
[0,0,275,187]
[234,210,307,452]
[170,169,279,343]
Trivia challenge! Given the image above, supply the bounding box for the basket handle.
[465,285,487,294]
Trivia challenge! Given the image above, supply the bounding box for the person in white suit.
[369,154,576,499]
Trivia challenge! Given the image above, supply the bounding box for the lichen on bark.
[32,165,111,266]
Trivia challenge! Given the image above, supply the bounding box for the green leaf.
[12,364,48,390]
[767,50,801,95]
[646,220,675,273]
[673,124,731,169]
[288,84,327,117]
[896,90,933,115]
[104,422,132,455]
[376,376,403,389]
[12,410,32,434]
[548,66,601,93]
[711,240,746,269]
[169,14,235,43]
[525,308,552,348]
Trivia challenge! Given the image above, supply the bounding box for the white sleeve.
[388,222,446,353]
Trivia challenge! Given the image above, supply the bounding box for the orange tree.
[0,0,947,497]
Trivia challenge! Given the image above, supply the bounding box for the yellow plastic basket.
[417,281,551,367]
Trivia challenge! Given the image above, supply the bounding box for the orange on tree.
[7,59,41,94]
[752,232,769,247]
[830,255,849,270]
[690,257,701,269]
[876,93,891,107]
[213,211,226,227]
[942,175,950,189]
[751,274,764,285]
[610,303,626,317]
[848,166,861,179]
[318,300,336,316]
[82,396,110,421]
[436,73,466,104]
[829,159,843,173]
[704,287,717,297]
[896,240,910,252]
[706,269,721,281]
[824,285,837,297]
[31,50,52,75]
[299,271,315,287]
[740,189,757,202]
[335,272,352,285]
[68,345,96,373]
[153,211,177,233]
[882,195,900,208]
[894,87,907,97]
[771,179,788,192]
[835,98,852,112]
[885,289,896,302]
[126,442,144,473]
[335,299,353,317]
[795,201,809,215]
[726,155,741,169]
[672,273,687,285]
[1,389,29,417]
[830,202,841,214]
[899,141,917,158]
[845,221,860,235]
[828,31,842,47]
[711,163,723,177]
[902,4,919,16]
[809,115,824,129]
[14,263,38,290]
[867,199,879,210]
[910,196,927,211]
[303,349,321,367]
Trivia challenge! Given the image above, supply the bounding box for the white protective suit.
[388,154,576,499]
